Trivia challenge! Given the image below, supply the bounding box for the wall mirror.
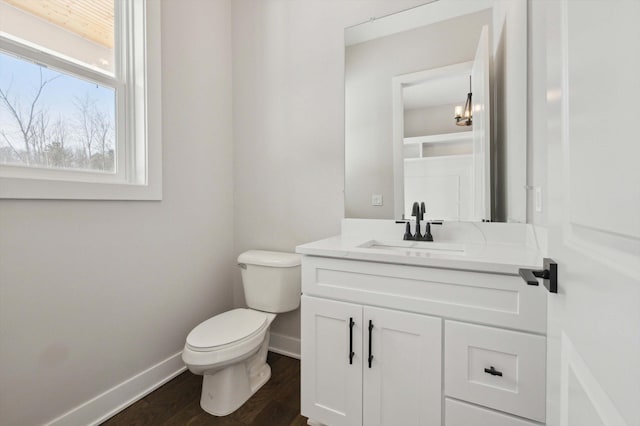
[344,0,527,222]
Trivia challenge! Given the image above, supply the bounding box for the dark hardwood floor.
[102,352,307,426]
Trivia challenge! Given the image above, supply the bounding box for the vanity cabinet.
[301,296,442,426]
[300,255,546,426]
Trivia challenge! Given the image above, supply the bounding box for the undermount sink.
[357,240,466,256]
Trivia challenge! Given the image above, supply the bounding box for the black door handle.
[519,268,548,285]
[368,320,374,368]
[518,258,558,293]
[348,317,355,365]
[484,366,503,377]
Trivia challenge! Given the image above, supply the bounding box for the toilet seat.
[182,308,275,371]
[186,308,268,352]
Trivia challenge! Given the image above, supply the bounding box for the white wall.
[0,0,235,424]
[231,0,430,353]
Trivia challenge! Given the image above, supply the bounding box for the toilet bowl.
[181,250,301,416]
[182,308,276,415]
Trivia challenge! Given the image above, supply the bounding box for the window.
[0,0,161,200]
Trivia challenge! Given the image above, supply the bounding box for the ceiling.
[3,0,114,49]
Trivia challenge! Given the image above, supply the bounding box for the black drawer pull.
[484,366,503,377]
[368,320,374,368]
[349,317,355,365]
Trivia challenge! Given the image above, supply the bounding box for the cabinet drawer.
[444,321,546,422]
[302,256,546,333]
[445,398,541,426]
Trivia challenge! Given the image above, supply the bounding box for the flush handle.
[518,258,558,293]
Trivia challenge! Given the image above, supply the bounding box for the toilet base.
[199,334,272,416]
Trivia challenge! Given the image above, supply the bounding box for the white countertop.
[296,234,543,275]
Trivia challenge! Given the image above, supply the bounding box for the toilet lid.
[186,308,268,351]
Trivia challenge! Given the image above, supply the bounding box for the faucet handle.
[423,223,434,242]
[403,222,413,240]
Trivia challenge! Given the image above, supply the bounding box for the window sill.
[0,176,162,200]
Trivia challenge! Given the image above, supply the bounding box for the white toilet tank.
[237,250,302,313]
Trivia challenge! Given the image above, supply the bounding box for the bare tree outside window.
[0,52,116,173]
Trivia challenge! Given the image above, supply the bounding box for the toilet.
[181,250,302,416]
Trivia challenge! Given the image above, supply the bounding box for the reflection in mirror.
[399,68,477,221]
[344,0,527,222]
[394,46,489,221]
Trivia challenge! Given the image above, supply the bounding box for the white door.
[300,296,363,426]
[471,25,491,221]
[362,307,441,426]
[542,2,640,425]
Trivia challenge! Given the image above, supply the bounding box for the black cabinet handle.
[348,317,355,365]
[368,320,374,368]
[484,366,503,377]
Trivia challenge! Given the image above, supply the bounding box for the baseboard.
[45,351,186,426]
[269,332,300,359]
[45,336,298,426]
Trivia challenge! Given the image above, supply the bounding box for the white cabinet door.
[363,306,442,426]
[301,296,363,426]
[540,1,640,425]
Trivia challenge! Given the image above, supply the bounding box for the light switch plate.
[371,194,383,206]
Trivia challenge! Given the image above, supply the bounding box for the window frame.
[0,0,161,200]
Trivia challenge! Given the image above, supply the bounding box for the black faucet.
[403,201,437,241]
[403,202,420,240]
[411,202,423,240]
